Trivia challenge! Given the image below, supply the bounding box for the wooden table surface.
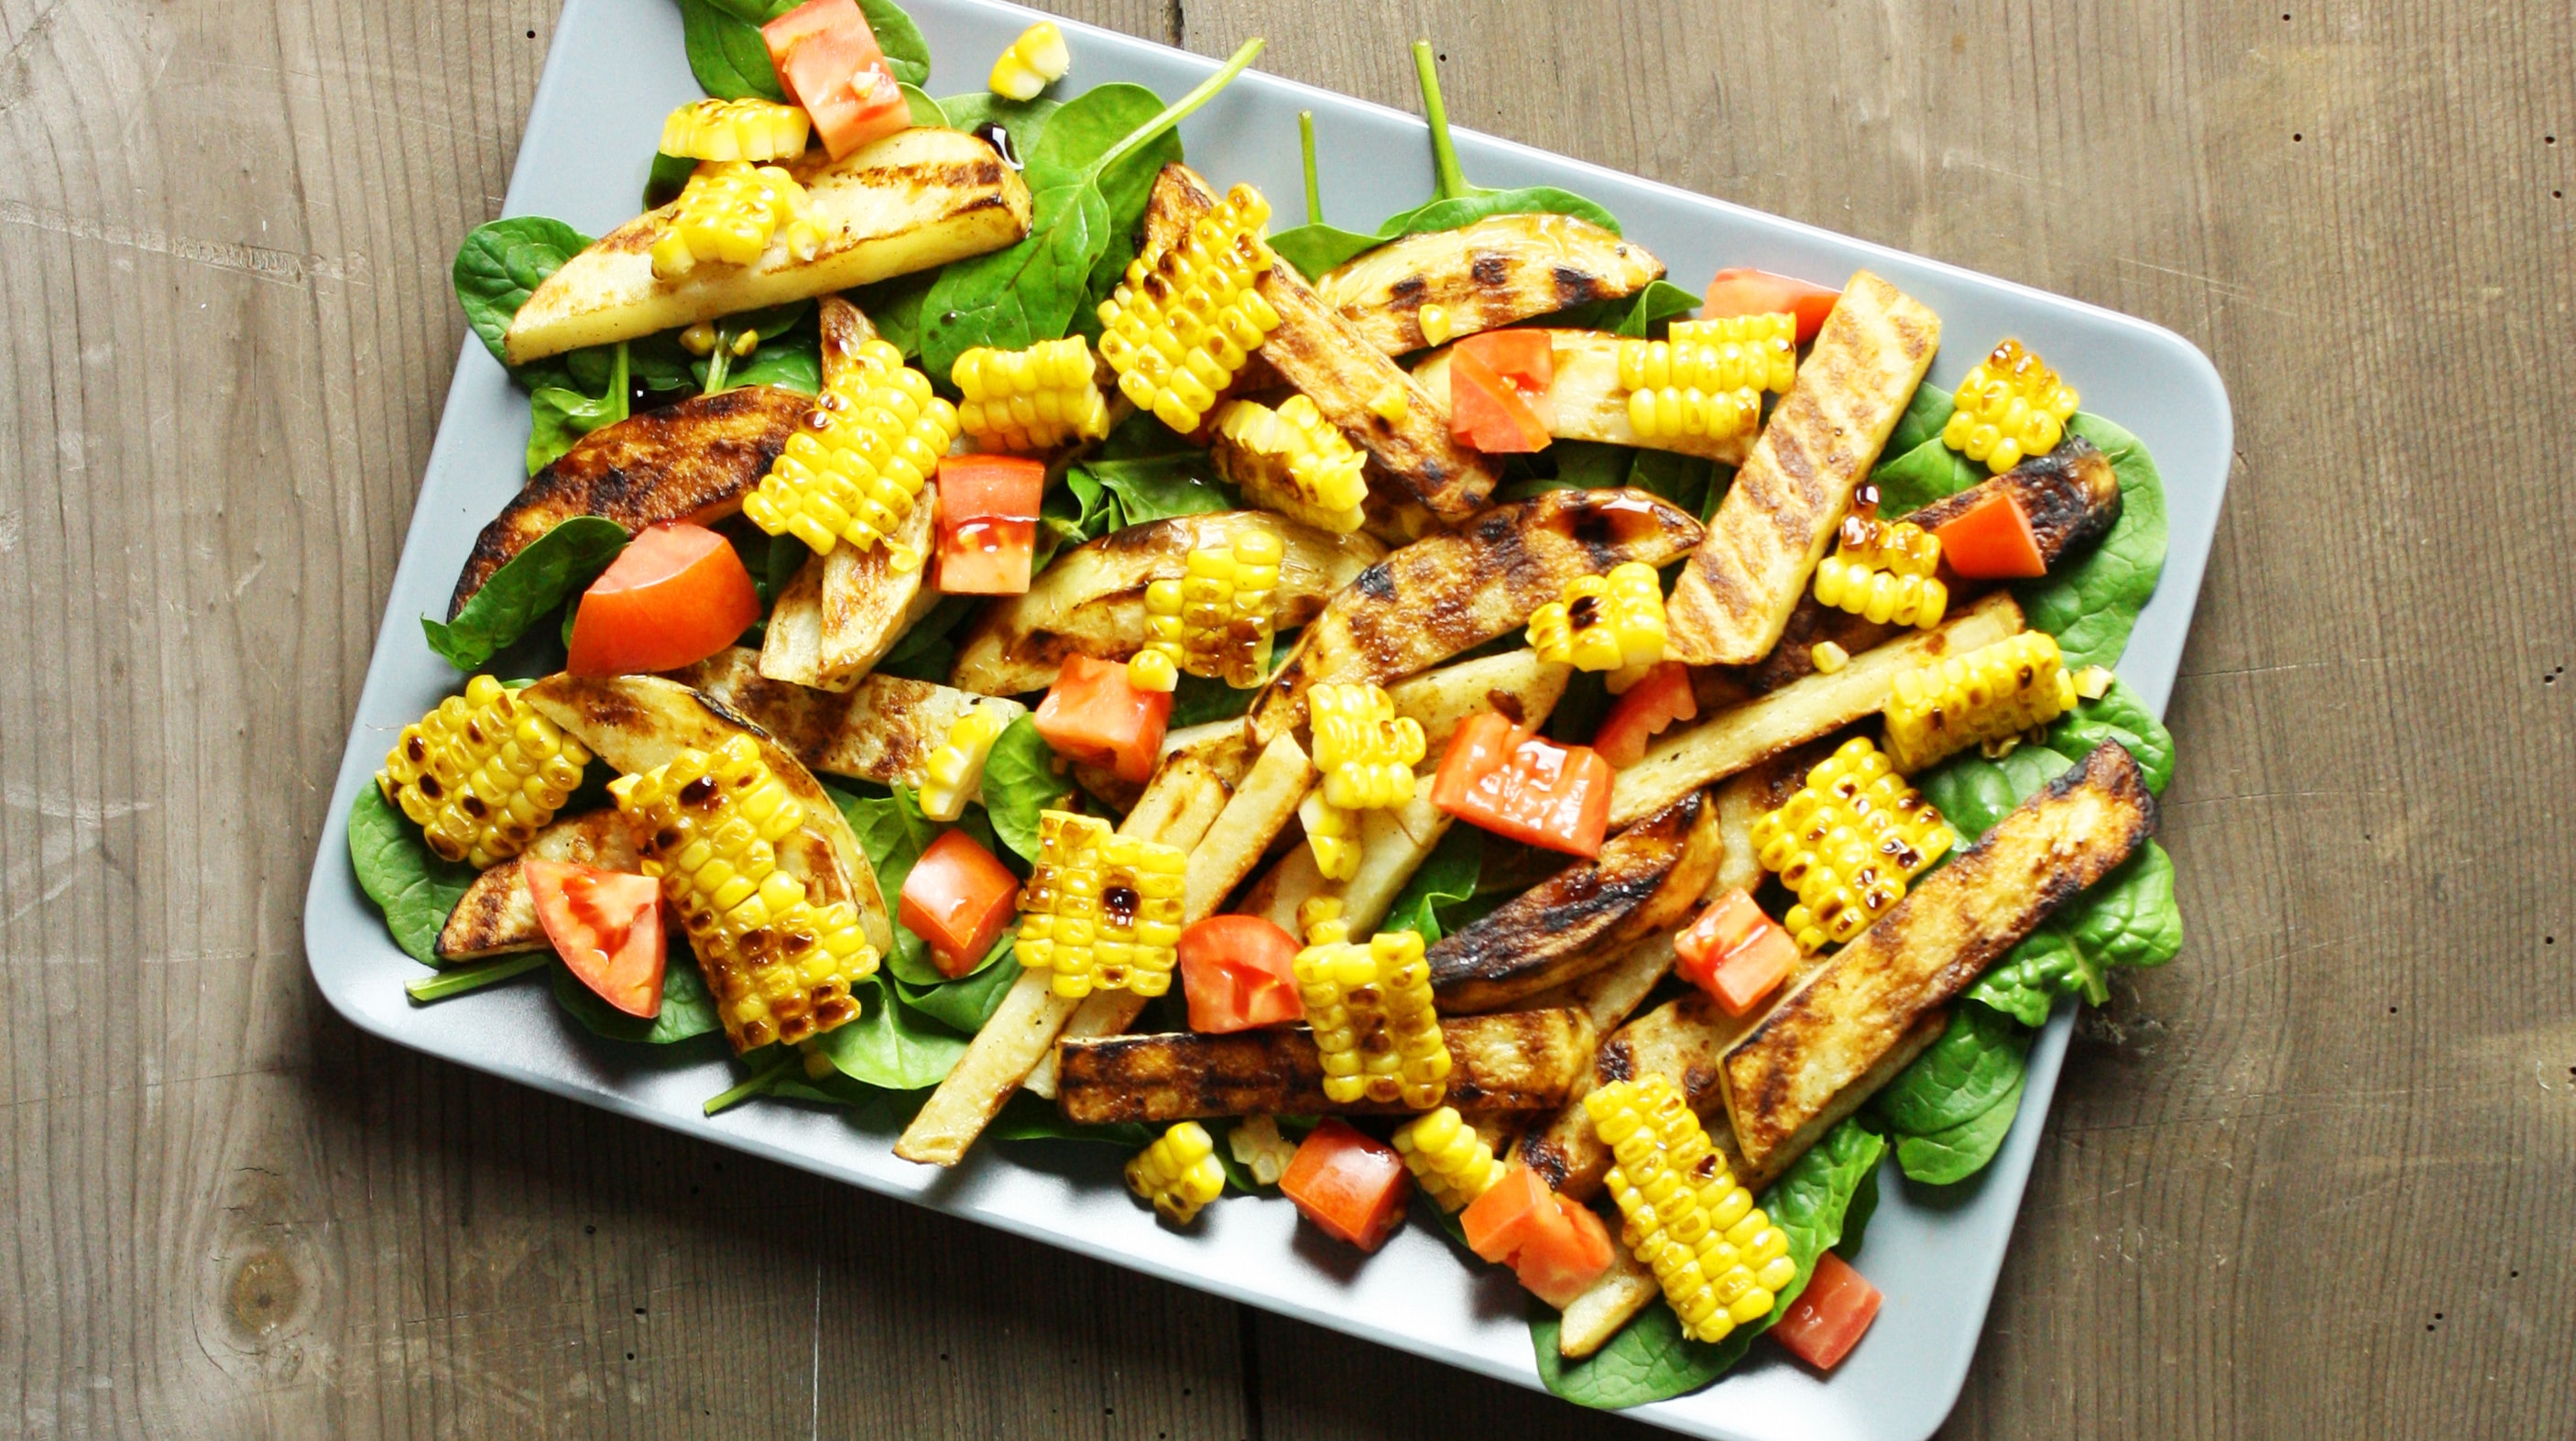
[6,0,2571,1435]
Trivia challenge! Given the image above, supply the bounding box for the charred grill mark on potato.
[1310,213,1665,356]
[673,646,1023,791]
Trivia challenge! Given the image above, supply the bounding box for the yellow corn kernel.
[742,336,960,565]
[1748,736,1954,953]
[951,336,1111,453]
[1665,313,1799,394]
[1299,789,1361,881]
[1813,500,1948,628]
[1212,395,1369,534]
[1096,183,1283,433]
[1417,302,1453,346]
[919,704,1008,823]
[1943,338,2079,473]
[1526,562,1667,672]
[1016,810,1185,999]
[2073,664,2115,702]
[1293,929,1449,1108]
[1296,896,1348,947]
[1614,327,1777,442]
[1393,1107,1506,1213]
[658,98,812,163]
[1130,526,1285,692]
[649,160,824,279]
[1883,629,2079,773]
[611,735,878,1053]
[1126,1120,1226,1223]
[988,20,1071,102]
[378,675,591,869]
[1228,1114,1299,1186]
[1308,682,1425,811]
[1369,380,1411,426]
[681,321,720,355]
[1586,1075,1796,1344]
[1811,640,1850,674]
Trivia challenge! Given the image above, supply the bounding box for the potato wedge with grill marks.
[1314,213,1665,355]
[758,496,941,690]
[1412,331,1753,467]
[434,810,642,961]
[671,646,1026,791]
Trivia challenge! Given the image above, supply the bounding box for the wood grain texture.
[4,0,2571,1436]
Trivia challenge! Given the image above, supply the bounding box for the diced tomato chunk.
[936,454,1046,595]
[1512,1196,1615,1309]
[1454,329,1555,392]
[1702,267,1842,344]
[525,858,666,1019]
[1177,915,1304,1032]
[1772,1251,1883,1370]
[1930,489,2049,580]
[566,522,761,677]
[762,0,908,158]
[1676,889,1801,1016]
[1447,347,1552,453]
[1280,1120,1411,1252]
[1033,654,1171,784]
[1431,713,1613,857]
[1593,661,1697,769]
[898,829,1021,977]
[1460,1163,1554,1262]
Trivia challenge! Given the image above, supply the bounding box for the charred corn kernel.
[1212,395,1369,534]
[1369,380,1410,426]
[1749,736,1954,953]
[1811,640,1850,674]
[1296,896,1348,947]
[1127,1121,1225,1223]
[1884,629,2078,773]
[1615,324,1782,442]
[681,321,720,355]
[378,675,591,869]
[2073,664,2115,702]
[1587,1075,1796,1343]
[743,336,959,565]
[988,20,1071,102]
[612,736,875,1052]
[1944,338,2079,472]
[1017,810,1185,999]
[1228,1115,1297,1186]
[1393,1107,1506,1212]
[1814,502,1948,628]
[1308,682,1425,811]
[1527,562,1668,672]
[649,161,824,279]
[1299,790,1361,881]
[659,97,812,163]
[1417,302,1453,347]
[951,337,1110,453]
[1096,183,1283,432]
[1665,313,1799,394]
[1293,930,1449,1108]
[1130,526,1285,691]
[919,704,1007,823]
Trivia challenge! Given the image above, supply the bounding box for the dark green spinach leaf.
[1971,842,2183,1021]
[856,0,931,86]
[980,715,1076,862]
[1381,826,1482,944]
[526,341,628,474]
[1871,1003,2031,1136]
[453,216,591,366]
[643,151,698,210]
[348,785,475,967]
[812,973,973,1090]
[677,0,787,101]
[421,517,628,671]
[1892,1073,2025,1185]
[550,945,724,1044]
[831,783,944,985]
[2047,676,2175,795]
[989,1092,1152,1147]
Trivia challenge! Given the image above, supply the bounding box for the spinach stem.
[1094,35,1268,178]
[703,329,733,395]
[704,1047,799,1116]
[1299,110,1323,224]
[1412,39,1471,202]
[606,340,631,423]
[406,952,548,1004]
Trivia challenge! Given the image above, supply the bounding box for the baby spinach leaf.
[1915,741,2072,843]
[933,93,1062,153]
[1892,1073,2025,1185]
[1882,378,1955,459]
[855,0,931,87]
[851,269,940,359]
[830,783,944,986]
[1167,671,1260,727]
[2047,676,2175,795]
[894,929,1022,1032]
[453,216,591,366]
[1975,841,2188,1022]
[421,517,628,671]
[1063,452,1234,529]
[549,945,724,1044]
[677,0,786,101]
[1381,826,1483,944]
[2022,413,2168,671]
[901,82,944,127]
[1267,223,1384,279]
[813,973,972,1090]
[642,151,697,210]
[1384,185,1622,240]
[981,715,1076,862]
[527,341,628,474]
[1871,1003,2031,1136]
[348,786,475,967]
[871,592,977,682]
[1970,925,2085,1028]
[1869,431,1982,515]
[715,339,821,394]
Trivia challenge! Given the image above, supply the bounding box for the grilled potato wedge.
[948,511,1384,696]
[1411,331,1753,467]
[1070,717,1253,814]
[1516,933,1679,1034]
[759,494,941,689]
[1314,213,1665,355]
[1054,1010,1599,1124]
[1666,271,1941,665]
[450,386,809,614]
[434,810,641,961]
[503,128,1033,364]
[1248,487,1699,744]
[1724,741,2156,1170]
[1426,792,1721,1012]
[671,646,1026,791]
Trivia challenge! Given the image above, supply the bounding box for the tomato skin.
[566,522,761,677]
[1447,348,1552,453]
[1772,1251,1882,1370]
[1177,915,1304,1032]
[1702,267,1842,344]
[762,0,908,158]
[1676,889,1801,1016]
[935,455,1046,595]
[1432,715,1613,857]
[1280,1119,1412,1252]
[1460,1163,1555,1263]
[1454,330,1555,392]
[1428,712,1524,812]
[1034,655,1172,784]
[525,858,666,1018]
[898,829,1021,977]
[1511,1195,1615,1309]
[1593,661,1698,769]
[1930,489,2048,579]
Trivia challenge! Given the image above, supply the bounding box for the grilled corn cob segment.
[1813,500,1948,628]
[611,736,876,1052]
[1129,526,1285,692]
[1883,629,2079,773]
[1126,1120,1226,1223]
[1308,682,1425,811]
[1298,789,1361,881]
[649,161,824,279]
[1228,1114,1297,1185]
[1096,182,1283,433]
[1614,320,1790,443]
[1526,562,1669,672]
[918,704,1007,823]
[1293,929,1451,1108]
[1017,810,1186,999]
[1393,1106,1506,1213]
[1587,1074,1796,1343]
[988,20,1071,102]
[1210,396,1370,534]
[1944,339,2079,472]
[1665,314,1799,392]
[658,98,812,163]
[742,336,959,565]
[950,336,1110,453]
[378,675,591,868]
[1749,736,1955,953]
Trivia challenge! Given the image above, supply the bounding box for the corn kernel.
[1883,630,2079,772]
[1296,896,1348,947]
[1943,339,2079,473]
[1299,789,1360,881]
[1665,313,1799,392]
[659,98,812,163]
[2073,664,2115,702]
[1228,1115,1298,1186]
[1586,1075,1794,1344]
[1127,1120,1226,1223]
[649,160,824,279]
[378,675,591,869]
[1418,302,1453,346]
[742,336,959,565]
[1748,736,1954,953]
[1293,929,1448,1108]
[988,20,1071,103]
[951,336,1111,453]
[1527,562,1667,671]
[919,704,1008,823]
[1212,395,1369,533]
[1096,183,1283,433]
[1017,810,1186,999]
[1811,640,1850,674]
[1813,493,1948,628]
[1393,1107,1506,1212]
[1130,526,1284,691]
[1613,316,1791,443]
[1307,682,1425,813]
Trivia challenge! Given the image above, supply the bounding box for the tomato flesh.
[1593,661,1698,769]
[1702,267,1842,344]
[1930,489,2048,580]
[1177,915,1304,1032]
[1447,347,1552,453]
[1454,330,1555,392]
[1676,888,1801,1016]
[1772,1251,1883,1370]
[1461,1163,1556,1263]
[762,0,909,159]
[566,522,761,677]
[898,829,1021,977]
[1034,654,1172,784]
[936,454,1046,595]
[525,858,666,1018]
[1280,1119,1411,1252]
[1431,712,1613,858]
[1512,1195,1615,1309]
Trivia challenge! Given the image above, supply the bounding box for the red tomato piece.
[898,829,1021,977]
[761,0,909,158]
[525,858,666,1019]
[1511,1195,1616,1310]
[1447,347,1552,453]
[1432,715,1613,857]
[1593,661,1698,769]
[565,522,761,677]
[1459,1163,1556,1263]
[1033,654,1172,784]
[1428,711,1525,813]
[1702,267,1843,344]
[1453,329,1555,392]
[1177,915,1304,1032]
[935,454,1047,595]
[1676,889,1801,1016]
[1280,1120,1412,1252]
[1930,490,2048,580]
[1772,1251,1883,1371]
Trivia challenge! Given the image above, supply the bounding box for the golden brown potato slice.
[1412,331,1752,466]
[671,646,1026,791]
[434,810,641,961]
[1315,213,1665,355]
[758,497,941,690]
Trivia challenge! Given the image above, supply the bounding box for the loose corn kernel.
[1813,492,1948,628]
[988,20,1071,102]
[1944,339,2079,473]
[1308,682,1425,811]
[919,704,1008,823]
[377,675,591,869]
[1883,629,2079,773]
[1130,526,1285,692]
[1586,1075,1796,1343]
[1811,640,1850,674]
[1212,395,1369,534]
[2073,664,2115,702]
[951,336,1111,453]
[1096,183,1283,433]
[681,321,720,355]
[1393,1107,1506,1213]
[649,160,823,279]
[1228,1114,1297,1186]
[729,328,760,357]
[1665,313,1799,393]
[611,736,876,1052]
[1369,380,1411,426]
[1614,319,1788,442]
[658,98,812,163]
[1417,302,1453,346]
[742,336,960,565]
[1127,1120,1226,1223]
[1527,562,1668,672]
[1292,929,1449,1108]
[1748,736,1954,953]
[1296,896,1348,947]
[1299,789,1361,881]
[1017,810,1185,999]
